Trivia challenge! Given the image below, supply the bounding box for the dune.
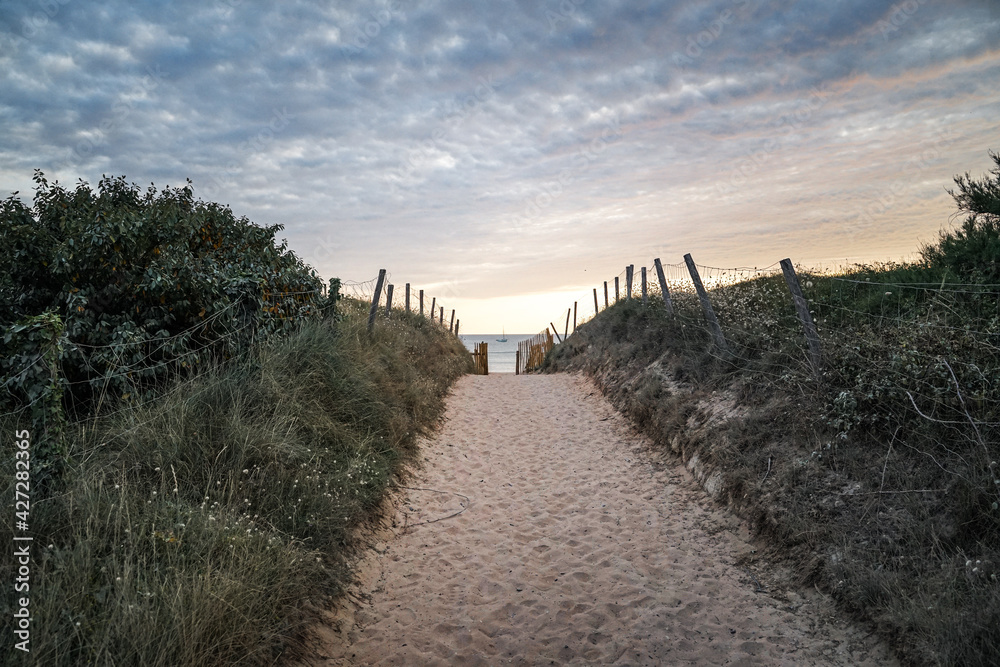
[311,373,895,666]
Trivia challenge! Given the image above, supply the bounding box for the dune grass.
[545,258,999,665]
[0,298,471,666]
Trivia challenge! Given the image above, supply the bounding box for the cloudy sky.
[2,0,998,332]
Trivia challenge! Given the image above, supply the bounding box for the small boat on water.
[496,328,507,342]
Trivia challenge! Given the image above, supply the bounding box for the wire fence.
[538,255,1000,436]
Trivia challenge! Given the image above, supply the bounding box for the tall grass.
[0,298,471,666]
[546,260,999,666]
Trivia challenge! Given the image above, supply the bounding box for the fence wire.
[548,258,1000,434]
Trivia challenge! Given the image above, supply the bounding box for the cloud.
[1,0,998,330]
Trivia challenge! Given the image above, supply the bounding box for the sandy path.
[313,373,895,666]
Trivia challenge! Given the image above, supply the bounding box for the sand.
[310,373,896,666]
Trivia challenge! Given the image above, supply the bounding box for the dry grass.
[545,264,1000,666]
[0,298,471,666]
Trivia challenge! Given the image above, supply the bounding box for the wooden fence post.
[573,302,578,333]
[641,267,648,306]
[564,308,571,341]
[654,258,674,317]
[367,269,386,331]
[405,283,411,313]
[455,318,460,336]
[593,288,599,316]
[551,322,562,344]
[420,289,425,317]
[515,349,520,375]
[603,281,609,309]
[440,306,444,325]
[626,265,633,299]
[430,296,436,322]
[780,258,823,378]
[615,276,620,303]
[683,253,730,356]
[449,309,455,333]
[384,284,394,316]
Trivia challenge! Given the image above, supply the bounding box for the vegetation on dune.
[1,175,472,666]
[545,153,1000,666]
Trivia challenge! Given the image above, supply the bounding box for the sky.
[2,0,999,333]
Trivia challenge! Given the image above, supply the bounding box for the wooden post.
[449,309,455,333]
[654,258,674,317]
[603,281,609,308]
[440,306,444,325]
[515,349,520,375]
[430,296,436,323]
[626,265,633,299]
[367,269,386,331]
[593,288,599,316]
[780,258,823,378]
[455,318,460,336]
[684,253,730,356]
[551,322,562,344]
[573,301,578,333]
[615,276,620,303]
[420,289,425,317]
[641,267,648,306]
[405,283,411,313]
[384,284,394,316]
[564,308,570,341]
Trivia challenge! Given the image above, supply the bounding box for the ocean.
[458,334,536,374]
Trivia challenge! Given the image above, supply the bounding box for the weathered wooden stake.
[573,301,578,333]
[515,349,520,375]
[564,308,571,341]
[615,276,620,302]
[430,296,436,322]
[603,281,609,308]
[367,269,386,331]
[439,306,444,325]
[780,258,823,378]
[626,265,634,299]
[405,283,411,313]
[653,258,674,317]
[455,318,460,336]
[449,309,455,333]
[551,322,562,344]
[384,284,394,316]
[593,288,599,316]
[641,267,648,306]
[683,253,730,356]
[420,289,425,317]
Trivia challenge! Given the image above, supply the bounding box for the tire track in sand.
[312,373,895,666]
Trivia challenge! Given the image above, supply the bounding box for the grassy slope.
[0,298,472,666]
[545,264,999,667]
